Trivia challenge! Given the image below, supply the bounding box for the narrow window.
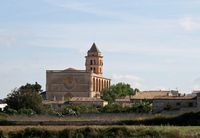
[90,60,93,65]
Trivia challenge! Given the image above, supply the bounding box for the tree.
[101,82,136,104]
[5,82,44,114]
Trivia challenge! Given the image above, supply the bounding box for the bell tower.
[85,43,103,75]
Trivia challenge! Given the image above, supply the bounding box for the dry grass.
[3,113,162,122]
[1,125,200,133]
[0,126,76,132]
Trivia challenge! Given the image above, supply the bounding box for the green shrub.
[130,100,152,113]
[9,128,57,138]
[102,127,130,137]
[59,128,76,138]
[78,127,100,138]
[62,107,77,116]
[3,107,17,115]
[46,107,58,116]
[18,108,36,116]
[61,104,99,115]
[101,103,127,113]
[0,130,6,138]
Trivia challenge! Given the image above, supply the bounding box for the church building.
[46,43,111,101]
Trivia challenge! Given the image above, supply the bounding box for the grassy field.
[1,125,200,138]
[1,110,200,137]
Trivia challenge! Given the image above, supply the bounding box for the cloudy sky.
[1,0,200,98]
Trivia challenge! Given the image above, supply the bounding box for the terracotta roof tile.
[130,91,170,100]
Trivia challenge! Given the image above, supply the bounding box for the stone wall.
[153,99,197,112]
[46,70,91,101]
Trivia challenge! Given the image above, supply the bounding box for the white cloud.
[112,74,143,88]
[180,17,200,31]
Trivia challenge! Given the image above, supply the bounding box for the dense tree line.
[1,82,152,116]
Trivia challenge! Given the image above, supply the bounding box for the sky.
[1,0,200,98]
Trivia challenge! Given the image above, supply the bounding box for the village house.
[115,90,200,112]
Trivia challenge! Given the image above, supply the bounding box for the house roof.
[65,68,77,71]
[88,43,101,53]
[153,96,196,100]
[130,91,171,100]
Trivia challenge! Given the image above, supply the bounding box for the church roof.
[65,68,77,71]
[88,43,101,53]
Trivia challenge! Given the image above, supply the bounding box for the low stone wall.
[153,99,197,112]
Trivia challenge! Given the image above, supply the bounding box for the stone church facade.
[46,43,111,101]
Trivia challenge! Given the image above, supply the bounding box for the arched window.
[90,60,93,65]
[94,60,96,65]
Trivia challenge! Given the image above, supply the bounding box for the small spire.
[88,42,101,53]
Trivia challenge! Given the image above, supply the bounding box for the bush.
[130,100,152,113]
[101,103,127,113]
[61,104,99,115]
[18,108,36,116]
[45,106,57,115]
[3,107,17,115]
[62,107,78,116]
[75,104,99,113]
[102,127,131,137]
[59,129,76,138]
[0,130,6,138]
[9,128,57,138]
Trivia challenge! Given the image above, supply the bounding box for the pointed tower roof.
[88,43,101,53]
